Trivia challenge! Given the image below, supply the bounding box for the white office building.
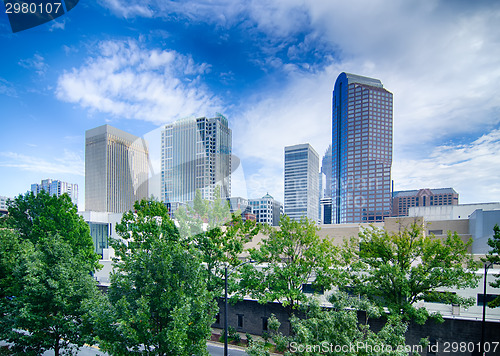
[284,143,319,222]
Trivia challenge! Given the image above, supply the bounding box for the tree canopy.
[3,233,99,356]
[248,293,413,356]
[94,199,216,356]
[6,191,99,272]
[484,224,500,308]
[241,215,339,312]
[175,188,259,295]
[345,221,480,324]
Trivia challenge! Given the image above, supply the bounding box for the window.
[237,314,244,328]
[477,294,500,307]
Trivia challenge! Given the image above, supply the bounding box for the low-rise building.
[392,188,459,217]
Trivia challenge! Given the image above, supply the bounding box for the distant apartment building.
[392,188,459,217]
[332,72,393,223]
[30,179,78,206]
[0,195,9,215]
[249,193,282,226]
[228,197,256,222]
[85,125,149,213]
[284,143,319,222]
[161,115,231,207]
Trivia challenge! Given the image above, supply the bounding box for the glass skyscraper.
[284,143,319,222]
[85,124,149,213]
[332,72,393,223]
[161,115,232,206]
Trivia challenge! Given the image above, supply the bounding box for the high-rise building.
[161,115,232,206]
[320,145,333,224]
[284,143,319,222]
[249,193,282,226]
[392,188,459,217]
[332,72,393,223]
[30,179,78,206]
[85,125,149,213]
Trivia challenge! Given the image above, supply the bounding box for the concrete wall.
[216,299,500,355]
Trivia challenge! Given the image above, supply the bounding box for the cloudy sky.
[1,0,499,209]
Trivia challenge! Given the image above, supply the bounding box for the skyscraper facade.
[320,145,333,224]
[284,143,319,222]
[85,125,149,213]
[31,178,78,206]
[161,115,232,206]
[332,72,393,223]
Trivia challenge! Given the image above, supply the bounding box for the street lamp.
[480,261,495,356]
[223,259,256,356]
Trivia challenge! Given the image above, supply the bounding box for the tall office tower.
[85,125,149,213]
[320,145,333,224]
[284,143,319,222]
[161,115,232,207]
[332,72,393,223]
[31,178,79,206]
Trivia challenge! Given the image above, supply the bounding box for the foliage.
[4,234,100,356]
[245,332,253,344]
[345,221,480,324]
[241,215,339,312]
[0,228,22,339]
[484,224,500,307]
[246,340,270,356]
[6,191,99,272]
[250,293,411,356]
[175,188,259,295]
[95,199,216,356]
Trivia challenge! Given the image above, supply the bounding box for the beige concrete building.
[85,125,149,213]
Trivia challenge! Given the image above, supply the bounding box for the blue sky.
[1,0,500,210]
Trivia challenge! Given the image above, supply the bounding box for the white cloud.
[0,78,17,97]
[76,0,500,202]
[0,149,84,176]
[18,54,48,76]
[56,39,221,124]
[392,129,500,203]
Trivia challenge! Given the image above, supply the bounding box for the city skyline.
[1,1,500,209]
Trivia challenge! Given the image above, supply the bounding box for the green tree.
[345,222,480,324]
[4,234,100,356]
[248,293,413,356]
[0,228,22,338]
[95,199,216,356]
[6,191,99,272]
[484,224,500,307]
[175,188,259,295]
[241,215,339,313]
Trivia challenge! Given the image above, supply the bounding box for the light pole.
[223,259,255,356]
[480,261,494,356]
